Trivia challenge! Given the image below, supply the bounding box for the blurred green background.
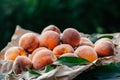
[0,0,120,50]
[0,0,120,80]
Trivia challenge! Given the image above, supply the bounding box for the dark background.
[0,0,120,50]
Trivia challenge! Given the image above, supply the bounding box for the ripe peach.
[95,38,113,44]
[41,25,61,34]
[12,56,33,74]
[53,44,74,57]
[32,49,56,70]
[19,33,39,53]
[4,46,27,60]
[62,28,80,47]
[39,31,60,50]
[94,41,114,57]
[30,47,48,60]
[79,37,94,47]
[60,53,77,57]
[75,45,98,62]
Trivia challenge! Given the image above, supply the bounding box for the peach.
[30,47,48,60]
[95,38,113,44]
[19,33,39,53]
[75,45,98,62]
[4,46,27,60]
[39,31,60,50]
[32,49,56,70]
[53,44,74,57]
[79,37,94,47]
[94,41,114,57]
[12,56,33,74]
[41,25,61,34]
[62,28,80,47]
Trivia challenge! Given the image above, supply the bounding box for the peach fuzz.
[75,45,98,62]
[30,47,48,60]
[4,46,27,61]
[94,41,114,57]
[32,49,56,70]
[53,44,74,57]
[19,33,39,53]
[95,38,113,44]
[62,28,80,47]
[41,25,61,34]
[79,37,94,47]
[12,56,33,74]
[39,31,60,50]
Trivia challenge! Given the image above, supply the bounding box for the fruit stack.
[1,25,115,79]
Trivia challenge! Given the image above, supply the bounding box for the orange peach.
[62,28,80,47]
[4,46,27,60]
[79,37,94,47]
[19,33,39,53]
[75,45,98,62]
[95,38,113,44]
[53,44,74,57]
[12,56,33,74]
[30,47,48,60]
[41,25,61,34]
[39,31,60,50]
[94,41,114,57]
[32,49,56,70]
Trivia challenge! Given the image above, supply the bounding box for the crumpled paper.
[0,25,120,80]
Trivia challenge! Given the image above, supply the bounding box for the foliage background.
[0,0,120,80]
[0,0,120,50]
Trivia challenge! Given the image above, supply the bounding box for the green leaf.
[26,65,41,76]
[8,70,14,76]
[98,35,113,39]
[45,65,57,73]
[88,33,113,43]
[88,33,98,43]
[57,56,91,67]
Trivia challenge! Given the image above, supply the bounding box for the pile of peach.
[4,25,115,74]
